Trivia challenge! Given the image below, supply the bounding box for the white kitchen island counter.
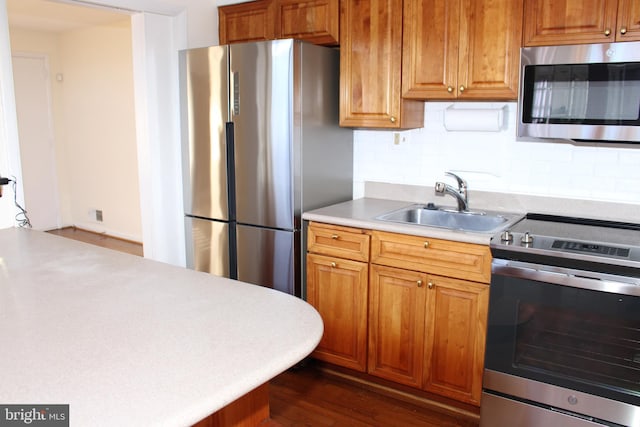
[0,228,323,426]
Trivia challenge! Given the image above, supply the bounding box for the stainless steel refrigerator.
[180,39,353,297]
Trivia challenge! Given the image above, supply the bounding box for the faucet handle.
[445,171,467,190]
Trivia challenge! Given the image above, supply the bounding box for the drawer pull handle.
[428,281,434,289]
[604,28,612,36]
[620,27,628,35]
[424,241,430,248]
[331,234,339,240]
[330,262,337,268]
[417,280,423,287]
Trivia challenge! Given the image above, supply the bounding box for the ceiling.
[6,0,131,32]
[6,0,246,33]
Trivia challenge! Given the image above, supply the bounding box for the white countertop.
[303,198,523,245]
[0,228,323,426]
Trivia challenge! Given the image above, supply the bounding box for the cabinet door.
[219,0,277,45]
[423,275,488,406]
[523,0,619,46]
[368,264,426,387]
[402,0,460,99]
[457,0,523,100]
[340,0,424,129]
[277,0,339,45]
[617,0,640,41]
[306,253,369,372]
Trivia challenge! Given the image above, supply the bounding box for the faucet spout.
[434,172,469,212]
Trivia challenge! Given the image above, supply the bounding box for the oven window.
[522,63,640,125]
[485,274,640,406]
[514,302,640,397]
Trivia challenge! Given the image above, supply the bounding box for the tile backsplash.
[353,102,640,206]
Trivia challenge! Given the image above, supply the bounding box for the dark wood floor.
[270,363,479,427]
[48,227,479,427]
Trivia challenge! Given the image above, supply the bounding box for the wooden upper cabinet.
[459,0,523,100]
[617,0,640,42]
[402,0,523,100]
[277,0,339,45]
[219,0,277,44]
[340,0,424,129]
[402,0,460,99]
[219,0,339,46]
[523,0,640,46]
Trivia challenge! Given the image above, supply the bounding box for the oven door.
[484,260,640,425]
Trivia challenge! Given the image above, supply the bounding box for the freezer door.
[230,40,294,230]
[182,45,231,221]
[185,216,231,278]
[236,224,298,296]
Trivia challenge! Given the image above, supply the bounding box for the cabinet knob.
[428,281,434,289]
[620,27,628,35]
[447,86,454,93]
[423,241,430,248]
[604,28,612,36]
[459,85,466,93]
[330,262,336,268]
[417,280,423,287]
[331,234,339,240]
[390,116,397,124]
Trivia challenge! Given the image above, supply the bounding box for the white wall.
[131,12,187,264]
[0,0,191,265]
[0,0,24,229]
[354,102,640,206]
[9,22,143,241]
[59,21,142,240]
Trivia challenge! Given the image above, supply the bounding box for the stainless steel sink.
[376,204,522,233]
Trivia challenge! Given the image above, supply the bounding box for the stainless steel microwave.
[518,42,640,143]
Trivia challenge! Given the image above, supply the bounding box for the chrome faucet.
[434,172,468,212]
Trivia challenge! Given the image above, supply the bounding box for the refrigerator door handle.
[231,71,240,116]
[225,122,236,221]
[226,121,238,279]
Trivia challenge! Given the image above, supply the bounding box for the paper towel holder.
[443,105,507,132]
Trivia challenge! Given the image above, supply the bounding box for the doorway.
[6,0,143,242]
[12,53,60,230]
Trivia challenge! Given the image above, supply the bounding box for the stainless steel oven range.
[481,214,640,427]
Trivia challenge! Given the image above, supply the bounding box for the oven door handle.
[492,259,640,297]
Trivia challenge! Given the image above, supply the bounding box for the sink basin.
[376,204,521,233]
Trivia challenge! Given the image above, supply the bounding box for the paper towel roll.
[443,106,506,132]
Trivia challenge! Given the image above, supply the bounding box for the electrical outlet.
[95,210,103,222]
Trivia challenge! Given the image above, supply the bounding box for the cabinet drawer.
[307,222,370,262]
[370,230,491,283]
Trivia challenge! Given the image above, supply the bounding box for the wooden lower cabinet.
[306,222,490,407]
[368,264,427,388]
[368,264,489,406]
[306,253,368,372]
[423,275,489,406]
